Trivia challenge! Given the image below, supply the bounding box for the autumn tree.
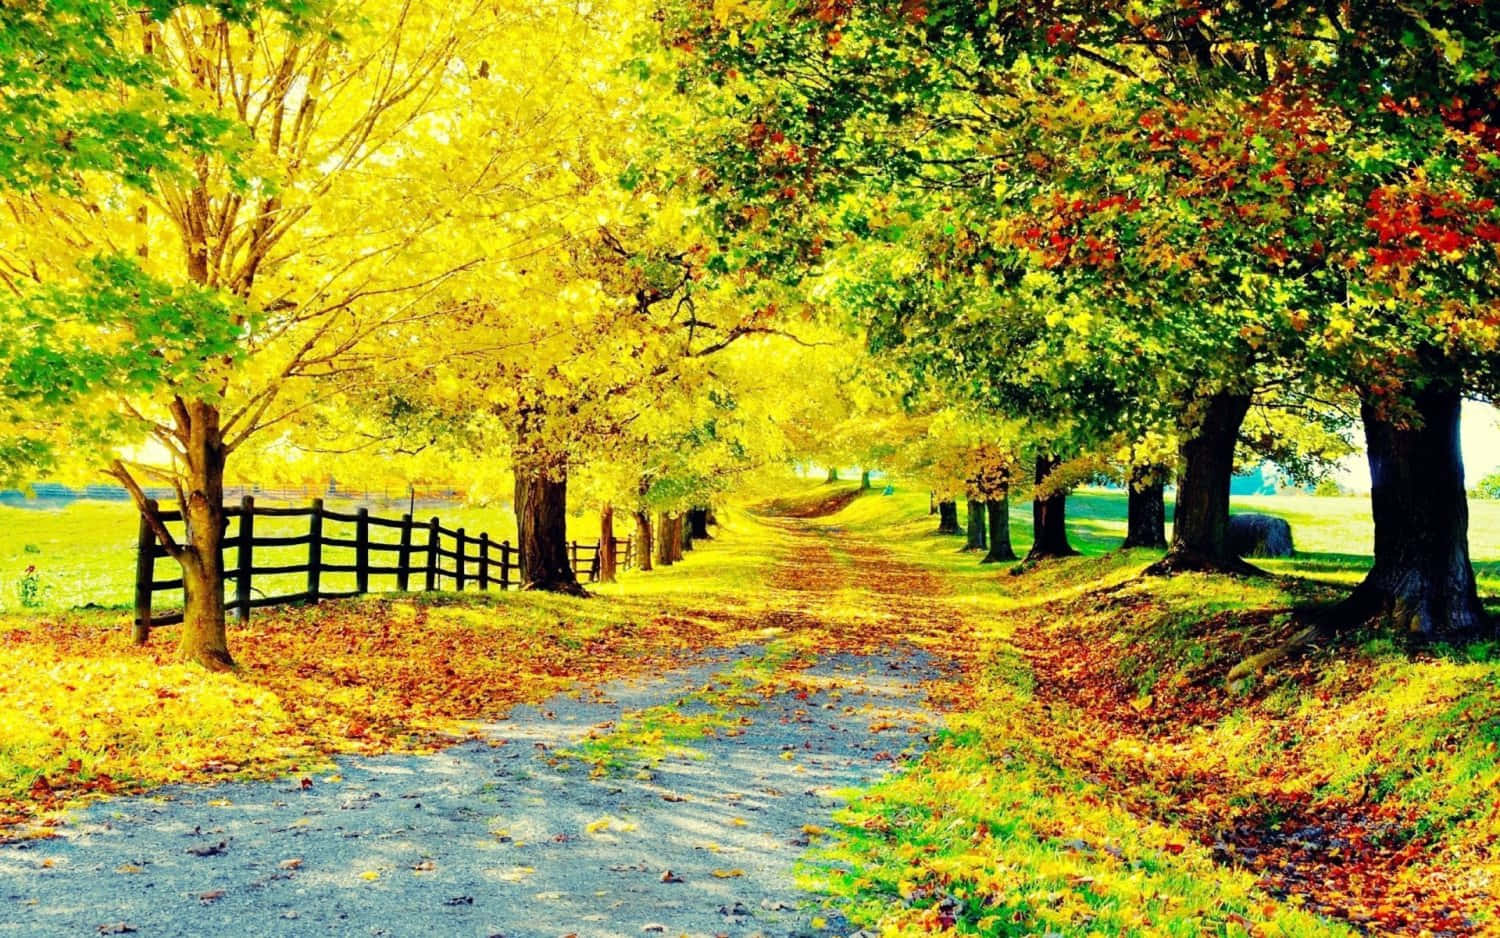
[652,0,1498,639]
[0,0,534,667]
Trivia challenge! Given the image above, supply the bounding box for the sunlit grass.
[801,479,1499,936]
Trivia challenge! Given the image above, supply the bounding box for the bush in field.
[1474,471,1500,501]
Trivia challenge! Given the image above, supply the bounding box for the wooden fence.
[135,497,634,630]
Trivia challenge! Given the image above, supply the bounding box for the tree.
[1,0,558,666]
[652,0,1498,638]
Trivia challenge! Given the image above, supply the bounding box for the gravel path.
[1,643,942,937]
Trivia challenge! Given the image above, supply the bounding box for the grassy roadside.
[798,482,1499,936]
[0,504,784,837]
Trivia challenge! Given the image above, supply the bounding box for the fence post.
[133,499,157,644]
[455,528,467,592]
[356,507,370,595]
[479,533,491,591]
[569,540,578,573]
[500,541,512,590]
[425,516,440,591]
[236,496,254,622]
[307,498,324,601]
[397,513,413,591]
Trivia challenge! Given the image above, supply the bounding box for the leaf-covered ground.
[2,486,1497,935]
[803,488,1499,937]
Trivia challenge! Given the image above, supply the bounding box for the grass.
[9,480,1496,614]
[0,498,525,614]
[0,505,784,833]
[2,477,1498,932]
[824,480,1500,600]
[796,481,1500,936]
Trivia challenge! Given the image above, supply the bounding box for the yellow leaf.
[711,868,744,878]
[359,870,380,881]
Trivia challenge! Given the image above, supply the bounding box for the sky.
[1334,400,1500,492]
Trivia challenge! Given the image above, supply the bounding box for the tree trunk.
[688,508,711,539]
[1339,386,1490,641]
[1027,455,1078,561]
[936,500,961,534]
[826,466,839,483]
[1148,392,1255,575]
[1123,465,1168,550]
[598,504,617,584]
[634,509,653,572]
[929,492,937,515]
[860,470,872,490]
[681,513,693,552]
[963,498,987,551]
[669,515,685,562]
[514,465,587,595]
[655,511,674,567]
[177,400,233,671]
[981,492,1017,564]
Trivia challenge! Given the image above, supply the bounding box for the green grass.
[0,498,524,613]
[797,480,1500,936]
[5,482,1498,615]
[824,482,1500,602]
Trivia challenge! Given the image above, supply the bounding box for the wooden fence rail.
[135,497,634,631]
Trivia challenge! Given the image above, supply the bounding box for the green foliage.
[0,0,321,192]
[1474,470,1500,501]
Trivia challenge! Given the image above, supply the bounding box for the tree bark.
[669,514,685,562]
[1148,392,1255,575]
[514,464,587,595]
[963,498,987,551]
[936,500,961,534]
[177,400,233,670]
[1027,455,1078,561]
[681,512,694,552]
[688,507,711,540]
[598,504,617,584]
[826,467,840,483]
[1123,465,1168,550]
[634,509,653,572]
[655,511,674,567]
[1339,386,1490,641]
[981,491,1017,564]
[860,470,872,490]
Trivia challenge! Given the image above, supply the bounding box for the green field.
[821,484,1500,601]
[5,488,1498,614]
[0,499,527,614]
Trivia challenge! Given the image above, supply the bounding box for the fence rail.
[135,497,635,630]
